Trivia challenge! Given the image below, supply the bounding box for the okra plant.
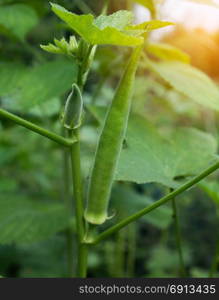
[1,0,219,278]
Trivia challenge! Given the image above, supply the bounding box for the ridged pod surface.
[85,45,143,225]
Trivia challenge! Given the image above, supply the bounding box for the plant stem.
[0,108,75,147]
[90,160,219,244]
[69,129,87,277]
[171,197,186,277]
[78,243,88,277]
[62,128,75,277]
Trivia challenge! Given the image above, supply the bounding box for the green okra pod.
[85,45,143,225]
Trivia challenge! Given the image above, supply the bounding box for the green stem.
[171,197,186,277]
[0,108,74,147]
[90,160,219,244]
[78,243,88,277]
[69,129,87,277]
[62,128,74,277]
[102,0,110,15]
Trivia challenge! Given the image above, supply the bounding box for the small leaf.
[0,4,38,40]
[41,36,78,56]
[148,61,219,111]
[40,43,63,54]
[147,42,190,63]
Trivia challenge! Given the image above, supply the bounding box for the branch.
[0,108,76,147]
[90,160,219,244]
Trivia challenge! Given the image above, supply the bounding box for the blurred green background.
[1,0,219,278]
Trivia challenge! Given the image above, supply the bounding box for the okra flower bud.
[62,84,83,130]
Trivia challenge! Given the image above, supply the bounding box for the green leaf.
[148,61,219,111]
[147,43,190,63]
[0,59,78,109]
[0,197,70,244]
[126,20,174,31]
[0,61,27,96]
[89,107,217,187]
[117,114,217,187]
[112,185,172,228]
[0,4,39,40]
[41,36,78,56]
[51,3,144,46]
[199,180,219,206]
[94,10,133,30]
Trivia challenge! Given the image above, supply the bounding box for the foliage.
[0,4,38,40]
[148,61,219,111]
[0,0,219,279]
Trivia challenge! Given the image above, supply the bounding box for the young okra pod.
[85,45,143,225]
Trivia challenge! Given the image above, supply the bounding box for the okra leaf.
[116,114,218,187]
[199,180,219,206]
[112,186,172,228]
[0,59,78,109]
[0,4,38,40]
[148,61,219,111]
[0,61,27,96]
[0,197,70,244]
[94,10,133,30]
[126,20,174,31]
[51,3,143,46]
[88,106,217,187]
[147,43,190,63]
[51,3,173,46]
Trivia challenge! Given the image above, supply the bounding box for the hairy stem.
[0,108,74,147]
[90,160,219,244]
[171,197,186,277]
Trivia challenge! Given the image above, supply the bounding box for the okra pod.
[85,45,143,225]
